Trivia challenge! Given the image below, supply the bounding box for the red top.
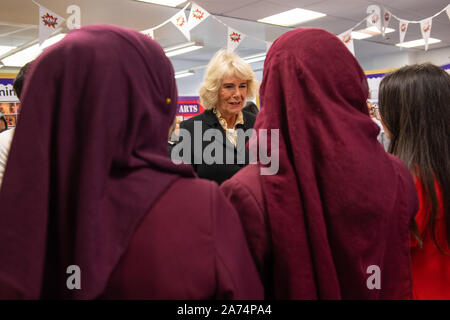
[411,179,450,299]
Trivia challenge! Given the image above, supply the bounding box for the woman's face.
[217,76,247,117]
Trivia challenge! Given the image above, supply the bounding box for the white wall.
[413,46,450,65]
[358,46,450,71]
[358,50,416,71]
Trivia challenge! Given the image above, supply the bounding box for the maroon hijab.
[0,25,194,299]
[255,28,417,299]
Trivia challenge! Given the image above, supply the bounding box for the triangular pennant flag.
[381,10,391,36]
[187,3,210,31]
[420,18,432,51]
[142,28,154,40]
[399,20,409,44]
[367,11,382,33]
[38,5,65,45]
[446,5,450,20]
[170,9,190,41]
[338,29,355,56]
[227,27,245,52]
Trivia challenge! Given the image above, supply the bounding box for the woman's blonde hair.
[199,49,259,110]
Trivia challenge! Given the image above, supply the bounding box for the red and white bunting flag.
[399,20,409,44]
[227,27,245,52]
[381,10,391,36]
[338,29,354,56]
[367,11,382,33]
[38,5,65,45]
[420,18,432,51]
[170,10,190,41]
[187,3,210,31]
[142,28,154,40]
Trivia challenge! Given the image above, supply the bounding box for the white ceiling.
[0,0,449,73]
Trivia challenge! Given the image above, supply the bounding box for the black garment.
[178,109,256,185]
[243,101,259,116]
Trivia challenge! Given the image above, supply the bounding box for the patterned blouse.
[213,108,244,147]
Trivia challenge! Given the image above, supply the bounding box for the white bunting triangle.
[381,10,391,36]
[420,18,432,51]
[399,20,409,44]
[170,9,190,41]
[446,5,450,20]
[38,5,65,46]
[187,3,210,31]
[367,11,382,33]
[338,29,355,56]
[142,28,154,40]
[227,27,245,52]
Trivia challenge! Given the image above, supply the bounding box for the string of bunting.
[141,1,270,52]
[338,4,450,55]
[33,1,450,55]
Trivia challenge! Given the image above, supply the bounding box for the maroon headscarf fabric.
[0,25,194,299]
[254,28,417,299]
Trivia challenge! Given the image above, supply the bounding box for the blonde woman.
[178,49,259,185]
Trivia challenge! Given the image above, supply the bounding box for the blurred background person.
[0,62,31,187]
[0,25,263,300]
[0,112,7,133]
[378,63,450,300]
[243,101,259,116]
[221,28,418,299]
[178,50,259,185]
[367,100,389,151]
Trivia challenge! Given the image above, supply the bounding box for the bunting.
[170,9,190,41]
[187,3,210,31]
[227,27,245,52]
[37,4,65,45]
[338,29,355,56]
[30,1,450,59]
[420,18,432,51]
[142,28,154,40]
[366,5,382,32]
[381,10,391,36]
[399,20,409,44]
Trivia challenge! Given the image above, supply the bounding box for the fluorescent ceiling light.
[0,46,16,56]
[135,0,186,7]
[243,53,266,64]
[396,38,441,48]
[351,26,395,40]
[258,8,326,27]
[164,42,203,57]
[1,34,66,67]
[175,70,194,79]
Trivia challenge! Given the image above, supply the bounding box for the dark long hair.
[379,63,450,253]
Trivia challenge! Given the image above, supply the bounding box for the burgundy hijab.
[255,28,417,299]
[0,25,194,299]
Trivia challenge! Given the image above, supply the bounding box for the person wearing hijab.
[220,28,418,299]
[177,50,258,185]
[378,63,450,299]
[0,25,263,300]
